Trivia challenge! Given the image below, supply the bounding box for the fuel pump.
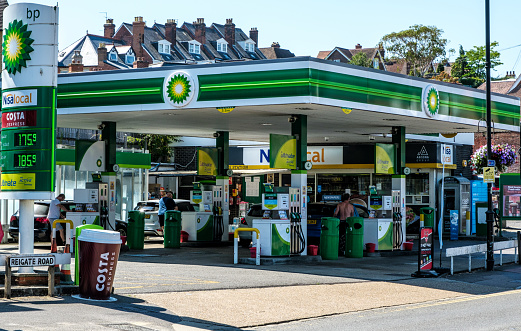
[392,190,403,250]
[69,174,112,231]
[212,186,224,242]
[290,187,305,255]
[252,184,291,256]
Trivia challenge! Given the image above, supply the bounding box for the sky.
[9,0,521,78]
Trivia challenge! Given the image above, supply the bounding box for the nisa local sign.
[2,89,37,108]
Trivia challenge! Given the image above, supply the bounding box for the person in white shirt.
[47,194,69,243]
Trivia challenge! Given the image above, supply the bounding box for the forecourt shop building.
[55,56,519,250]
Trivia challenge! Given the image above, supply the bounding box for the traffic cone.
[60,243,73,284]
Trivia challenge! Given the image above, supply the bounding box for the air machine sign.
[0,3,58,199]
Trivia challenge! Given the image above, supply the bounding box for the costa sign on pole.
[0,3,58,199]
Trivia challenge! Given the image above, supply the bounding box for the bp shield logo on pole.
[2,19,34,75]
[422,85,439,117]
[164,71,197,108]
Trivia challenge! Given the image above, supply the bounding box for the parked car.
[9,200,128,243]
[133,199,197,237]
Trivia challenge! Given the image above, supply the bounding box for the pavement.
[0,223,520,330]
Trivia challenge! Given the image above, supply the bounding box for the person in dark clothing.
[160,191,178,232]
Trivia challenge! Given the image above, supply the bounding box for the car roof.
[137,199,192,204]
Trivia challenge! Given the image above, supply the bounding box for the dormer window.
[245,41,255,52]
[373,58,379,69]
[189,42,200,54]
[126,53,135,64]
[216,38,228,53]
[109,51,117,61]
[217,42,227,53]
[158,40,171,54]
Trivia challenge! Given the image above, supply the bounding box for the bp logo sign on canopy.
[422,85,440,117]
[164,71,197,108]
[2,19,34,75]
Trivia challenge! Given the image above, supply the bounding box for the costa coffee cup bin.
[164,210,182,248]
[75,224,103,285]
[78,229,122,300]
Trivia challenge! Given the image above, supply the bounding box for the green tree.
[451,42,502,88]
[381,24,448,77]
[349,52,372,68]
[127,134,180,163]
[451,45,469,79]
[465,41,502,81]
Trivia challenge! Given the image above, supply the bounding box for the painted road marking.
[393,289,521,312]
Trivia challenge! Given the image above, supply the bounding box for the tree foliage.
[451,42,502,87]
[381,24,448,77]
[127,134,180,163]
[349,51,372,68]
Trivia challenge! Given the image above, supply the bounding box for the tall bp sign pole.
[484,0,495,271]
[0,3,58,269]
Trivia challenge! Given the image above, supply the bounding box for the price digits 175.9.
[14,132,37,147]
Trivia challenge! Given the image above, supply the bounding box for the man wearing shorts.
[47,194,69,243]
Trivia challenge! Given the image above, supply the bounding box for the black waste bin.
[164,210,182,248]
[345,217,364,258]
[320,217,340,260]
[127,210,144,250]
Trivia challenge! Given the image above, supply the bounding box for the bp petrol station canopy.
[56,57,520,143]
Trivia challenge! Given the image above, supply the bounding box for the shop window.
[406,173,429,196]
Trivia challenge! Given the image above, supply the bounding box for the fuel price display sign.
[0,3,58,200]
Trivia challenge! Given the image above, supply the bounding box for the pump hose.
[291,214,306,255]
[393,212,403,249]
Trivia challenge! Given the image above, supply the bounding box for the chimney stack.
[104,18,115,38]
[224,18,235,47]
[165,19,177,45]
[69,50,84,72]
[249,27,258,47]
[97,43,108,66]
[132,16,146,58]
[133,57,149,69]
[193,18,206,45]
[355,43,362,49]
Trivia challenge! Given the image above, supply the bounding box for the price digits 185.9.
[15,153,37,168]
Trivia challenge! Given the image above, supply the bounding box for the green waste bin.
[127,210,145,250]
[345,217,364,258]
[164,210,182,248]
[320,217,340,260]
[420,207,435,228]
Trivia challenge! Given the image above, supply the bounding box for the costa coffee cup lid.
[78,229,122,244]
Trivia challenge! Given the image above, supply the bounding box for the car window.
[135,202,158,212]
[177,202,195,212]
[34,204,49,215]
[355,205,369,218]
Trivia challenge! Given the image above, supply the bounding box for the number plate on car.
[145,214,151,219]
[308,219,317,224]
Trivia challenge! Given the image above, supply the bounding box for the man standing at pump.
[334,193,354,220]
[48,194,69,244]
[158,191,178,233]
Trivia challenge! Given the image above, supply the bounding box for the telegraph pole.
[485,0,495,271]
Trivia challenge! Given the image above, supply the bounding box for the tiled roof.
[477,80,516,95]
[259,47,295,59]
[316,51,330,59]
[58,34,125,67]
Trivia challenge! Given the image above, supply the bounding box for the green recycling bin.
[345,217,364,258]
[127,210,145,250]
[164,210,182,248]
[420,207,435,228]
[320,217,340,260]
